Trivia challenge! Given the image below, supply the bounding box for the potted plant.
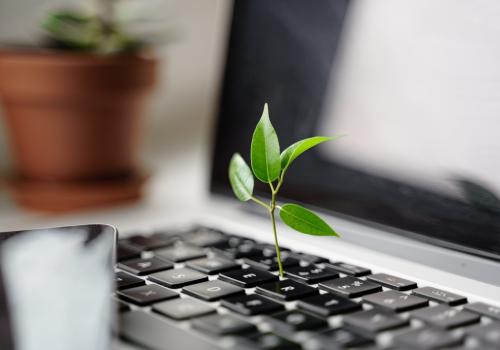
[0,1,164,211]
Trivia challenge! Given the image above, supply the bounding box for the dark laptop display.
[211,0,500,260]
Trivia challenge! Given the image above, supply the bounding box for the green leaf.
[228,153,254,201]
[250,103,281,182]
[279,203,339,237]
[280,136,339,170]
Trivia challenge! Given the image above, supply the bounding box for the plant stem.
[269,190,284,278]
[251,196,271,210]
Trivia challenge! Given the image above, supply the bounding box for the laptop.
[4,1,500,349]
[114,1,500,349]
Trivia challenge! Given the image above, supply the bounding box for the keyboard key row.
[411,304,480,329]
[182,280,244,301]
[266,309,328,332]
[118,284,178,305]
[221,294,284,315]
[149,267,208,288]
[319,276,382,298]
[256,279,317,301]
[297,293,361,317]
[219,267,278,288]
[465,302,500,321]
[412,286,467,306]
[393,327,464,349]
[186,256,239,274]
[363,290,428,312]
[191,313,256,336]
[155,244,206,262]
[116,227,500,350]
[285,265,339,284]
[243,255,300,271]
[366,273,417,291]
[118,256,173,275]
[153,298,215,320]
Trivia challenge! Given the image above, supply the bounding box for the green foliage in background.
[229,103,340,278]
[40,0,174,55]
[42,11,141,54]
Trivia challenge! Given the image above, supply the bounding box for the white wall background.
[320,0,500,198]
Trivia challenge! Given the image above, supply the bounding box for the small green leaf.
[280,136,339,170]
[251,103,281,182]
[228,153,254,201]
[279,203,339,237]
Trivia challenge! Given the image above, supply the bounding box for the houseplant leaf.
[250,103,281,182]
[280,136,337,170]
[228,153,254,201]
[279,203,338,236]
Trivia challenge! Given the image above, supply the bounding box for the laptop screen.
[211,0,500,260]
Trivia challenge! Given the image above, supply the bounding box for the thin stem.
[269,190,284,278]
[251,196,271,210]
[269,180,276,193]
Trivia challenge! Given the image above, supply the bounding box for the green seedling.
[228,103,340,278]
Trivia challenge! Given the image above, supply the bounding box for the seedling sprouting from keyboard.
[228,103,340,278]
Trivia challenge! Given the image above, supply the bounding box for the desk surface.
[0,141,211,235]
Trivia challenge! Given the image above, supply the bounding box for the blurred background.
[0,0,499,233]
[0,0,232,229]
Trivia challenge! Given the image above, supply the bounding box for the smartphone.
[0,224,116,350]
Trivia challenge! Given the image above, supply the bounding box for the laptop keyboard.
[115,226,500,349]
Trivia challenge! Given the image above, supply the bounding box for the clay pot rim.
[0,47,156,65]
[3,171,149,212]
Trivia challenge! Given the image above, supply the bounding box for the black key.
[325,262,371,276]
[298,293,361,317]
[219,267,278,288]
[255,243,291,257]
[412,286,467,306]
[221,294,284,315]
[285,265,339,284]
[244,255,300,271]
[148,267,207,288]
[185,256,239,274]
[120,310,222,350]
[212,242,262,259]
[152,298,215,320]
[117,243,141,262]
[192,314,256,336]
[182,280,244,301]
[363,290,428,312]
[247,333,302,350]
[256,279,317,301]
[226,235,256,246]
[366,273,417,291]
[182,228,228,247]
[343,309,409,334]
[319,276,382,298]
[466,322,500,347]
[411,305,480,329]
[123,234,176,250]
[314,328,372,348]
[288,252,328,264]
[267,310,328,332]
[154,244,205,262]
[465,302,500,321]
[118,256,173,276]
[393,327,464,349]
[117,284,178,305]
[115,271,145,290]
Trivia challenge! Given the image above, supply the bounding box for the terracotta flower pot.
[0,49,156,181]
